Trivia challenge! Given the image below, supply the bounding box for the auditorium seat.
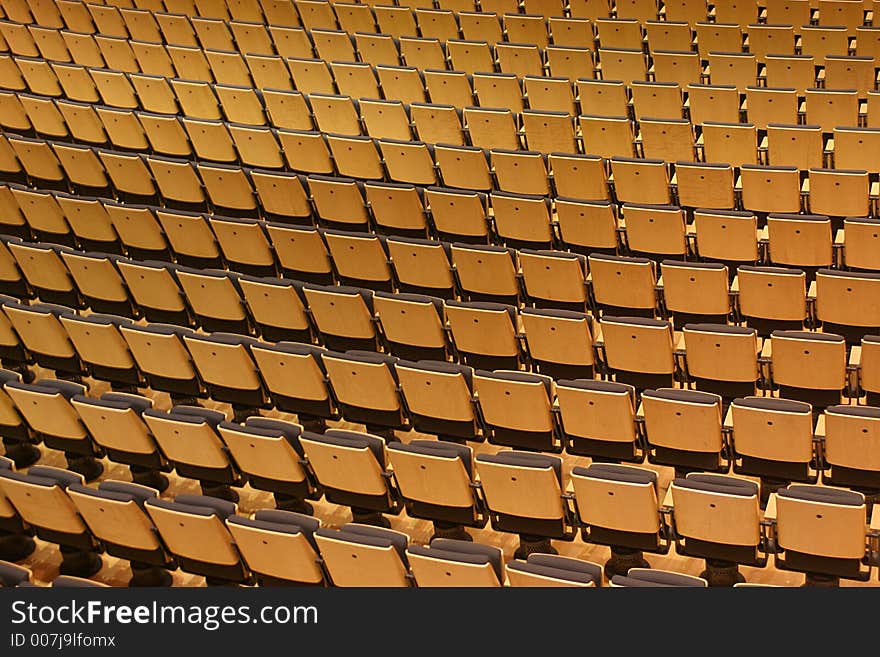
[0,455,36,562]
[226,509,325,586]
[314,523,412,586]
[610,568,708,586]
[407,538,504,586]
[506,553,604,586]
[0,465,103,577]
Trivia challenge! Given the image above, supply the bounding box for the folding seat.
[294,0,338,31]
[599,316,677,389]
[274,130,334,175]
[662,474,768,586]
[146,156,210,210]
[287,57,335,96]
[52,143,114,197]
[403,537,510,586]
[60,250,134,317]
[699,122,758,168]
[260,0,300,25]
[90,69,140,110]
[195,0,231,20]
[0,54,26,93]
[242,54,292,90]
[423,71,475,108]
[736,264,809,334]
[764,0,811,30]
[0,371,40,472]
[450,242,520,305]
[472,371,559,452]
[569,0,612,20]
[214,86,266,128]
[314,523,411,586]
[261,90,311,131]
[520,110,578,154]
[805,88,859,134]
[145,494,251,585]
[616,0,659,21]
[638,117,695,162]
[269,26,314,60]
[230,21,275,56]
[53,96,107,146]
[473,72,524,114]
[578,114,635,158]
[618,204,687,261]
[496,42,544,79]
[545,45,594,82]
[488,150,548,196]
[763,54,816,94]
[115,259,190,326]
[372,292,450,363]
[376,65,427,105]
[183,332,269,417]
[747,24,796,64]
[331,61,381,100]
[819,0,865,33]
[264,224,334,284]
[48,61,99,103]
[506,13,550,50]
[365,182,430,238]
[0,90,30,134]
[515,250,587,311]
[0,238,29,298]
[198,162,262,215]
[180,117,237,164]
[6,134,67,190]
[838,217,880,274]
[611,569,709,585]
[423,186,490,243]
[549,154,610,201]
[0,466,103,577]
[16,56,68,98]
[326,134,385,181]
[687,83,742,125]
[130,42,176,77]
[7,189,76,249]
[597,46,647,83]
[641,388,727,476]
[4,380,104,480]
[820,404,880,495]
[382,238,453,300]
[645,21,694,53]
[302,428,404,525]
[769,330,847,407]
[121,10,162,44]
[595,18,643,50]
[94,107,149,152]
[102,201,170,262]
[659,260,731,328]
[172,266,251,335]
[301,284,378,352]
[375,5,419,39]
[454,11,498,45]
[490,192,554,249]
[695,22,743,60]
[571,462,670,574]
[815,269,878,344]
[765,484,874,586]
[58,33,103,69]
[446,39,495,75]
[629,81,683,121]
[307,175,370,231]
[587,253,656,317]
[833,127,880,172]
[225,509,324,586]
[379,140,438,187]
[360,100,412,142]
[523,77,577,116]
[463,107,520,151]
[705,52,756,91]
[766,212,833,272]
[394,36,440,71]
[674,162,737,210]
[94,35,139,73]
[608,157,671,205]
[335,2,376,34]
[155,12,198,47]
[321,230,393,292]
[739,164,803,214]
[169,79,221,120]
[150,208,220,269]
[682,323,762,399]
[166,45,213,82]
[652,50,703,89]
[21,0,62,28]
[475,450,575,556]
[1,289,87,367]
[416,8,459,43]
[16,94,70,141]
[445,300,523,370]
[822,55,875,98]
[808,168,870,219]
[0,21,37,57]
[144,403,243,500]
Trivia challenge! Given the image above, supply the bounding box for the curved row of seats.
[2,133,878,224]
[2,438,878,586]
[6,84,880,179]
[10,0,880,70]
